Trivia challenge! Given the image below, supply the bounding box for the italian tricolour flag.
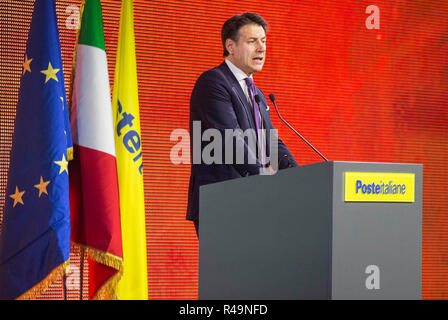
[69,0,123,300]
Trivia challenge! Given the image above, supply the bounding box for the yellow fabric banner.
[112,0,148,300]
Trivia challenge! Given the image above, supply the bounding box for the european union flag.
[0,0,72,299]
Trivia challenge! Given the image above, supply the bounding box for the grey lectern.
[198,161,422,300]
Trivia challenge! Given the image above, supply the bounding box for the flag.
[69,0,123,299]
[0,0,72,299]
[113,0,148,299]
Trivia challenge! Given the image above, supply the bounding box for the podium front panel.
[198,161,422,300]
[199,163,333,299]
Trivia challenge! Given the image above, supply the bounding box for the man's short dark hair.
[221,12,268,57]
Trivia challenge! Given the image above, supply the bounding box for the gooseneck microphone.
[268,93,328,162]
[254,94,262,116]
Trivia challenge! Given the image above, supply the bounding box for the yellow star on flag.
[40,62,59,83]
[23,54,32,75]
[34,176,50,198]
[54,154,68,175]
[10,186,25,208]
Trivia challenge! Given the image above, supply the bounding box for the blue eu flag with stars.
[0,0,72,299]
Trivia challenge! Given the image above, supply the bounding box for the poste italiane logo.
[345,172,415,202]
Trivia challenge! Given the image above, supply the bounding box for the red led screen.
[0,0,447,299]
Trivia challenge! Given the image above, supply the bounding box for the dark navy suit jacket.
[186,61,298,222]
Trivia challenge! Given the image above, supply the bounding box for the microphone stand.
[269,94,328,162]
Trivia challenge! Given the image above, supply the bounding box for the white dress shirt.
[225,59,253,105]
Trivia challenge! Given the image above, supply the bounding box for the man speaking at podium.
[187,12,298,237]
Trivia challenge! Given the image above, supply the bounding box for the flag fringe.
[15,260,70,300]
[71,242,123,300]
[92,267,123,300]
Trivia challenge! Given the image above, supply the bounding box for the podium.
[198,161,422,300]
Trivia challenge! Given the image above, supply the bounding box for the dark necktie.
[244,77,265,166]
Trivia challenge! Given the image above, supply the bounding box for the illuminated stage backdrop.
[0,0,447,299]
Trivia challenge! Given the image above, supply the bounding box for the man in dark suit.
[187,12,298,237]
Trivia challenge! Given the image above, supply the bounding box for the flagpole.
[80,247,85,300]
[63,271,67,300]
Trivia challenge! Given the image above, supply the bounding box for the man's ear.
[225,38,234,55]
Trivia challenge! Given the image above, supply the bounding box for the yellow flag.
[112,0,148,300]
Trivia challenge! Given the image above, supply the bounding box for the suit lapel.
[218,62,256,130]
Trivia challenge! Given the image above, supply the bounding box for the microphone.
[254,95,264,119]
[269,93,328,162]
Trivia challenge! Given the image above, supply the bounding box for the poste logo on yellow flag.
[345,172,415,202]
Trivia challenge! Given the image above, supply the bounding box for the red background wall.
[0,0,447,299]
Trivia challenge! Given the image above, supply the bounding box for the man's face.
[226,24,266,76]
